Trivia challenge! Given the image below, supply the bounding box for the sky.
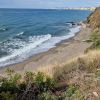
[0,0,100,9]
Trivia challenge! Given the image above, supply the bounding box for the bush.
[0,80,19,93]
[0,70,57,100]
[89,31,100,49]
[0,92,13,100]
[65,85,77,97]
[24,71,35,83]
[75,90,84,100]
[37,92,58,100]
[0,70,21,93]
[35,72,56,92]
[95,70,100,78]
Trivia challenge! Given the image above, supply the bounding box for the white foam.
[0,34,51,66]
[38,26,80,49]
[17,32,24,36]
[0,26,80,67]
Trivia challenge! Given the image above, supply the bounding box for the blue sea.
[0,9,91,66]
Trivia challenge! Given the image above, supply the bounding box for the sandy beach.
[0,24,92,75]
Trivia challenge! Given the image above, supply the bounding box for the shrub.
[45,77,56,90]
[37,92,58,100]
[0,92,13,100]
[75,90,84,100]
[95,70,100,78]
[0,80,19,93]
[0,69,21,93]
[35,72,56,92]
[24,71,35,83]
[65,85,77,97]
[10,73,21,84]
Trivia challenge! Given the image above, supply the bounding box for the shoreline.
[0,26,80,67]
[0,24,92,75]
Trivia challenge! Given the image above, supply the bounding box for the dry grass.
[37,50,100,99]
[38,50,100,80]
[54,50,100,81]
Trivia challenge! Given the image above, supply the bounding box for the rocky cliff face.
[87,7,100,32]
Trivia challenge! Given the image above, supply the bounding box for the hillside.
[87,7,100,49]
[87,7,100,30]
[0,8,100,100]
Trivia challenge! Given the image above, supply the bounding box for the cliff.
[87,7,100,49]
[87,7,100,29]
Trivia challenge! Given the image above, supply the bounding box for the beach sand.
[0,24,92,75]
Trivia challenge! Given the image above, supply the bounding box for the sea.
[0,9,91,67]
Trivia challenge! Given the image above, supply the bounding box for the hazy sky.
[0,0,100,8]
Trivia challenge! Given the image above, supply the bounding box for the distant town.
[64,7,96,11]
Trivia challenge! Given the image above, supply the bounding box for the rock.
[93,92,99,97]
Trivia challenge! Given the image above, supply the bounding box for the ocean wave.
[0,34,51,66]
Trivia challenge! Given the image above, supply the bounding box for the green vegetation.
[64,85,78,97]
[95,70,100,78]
[64,86,84,100]
[87,31,100,50]
[37,92,58,100]
[0,69,57,100]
